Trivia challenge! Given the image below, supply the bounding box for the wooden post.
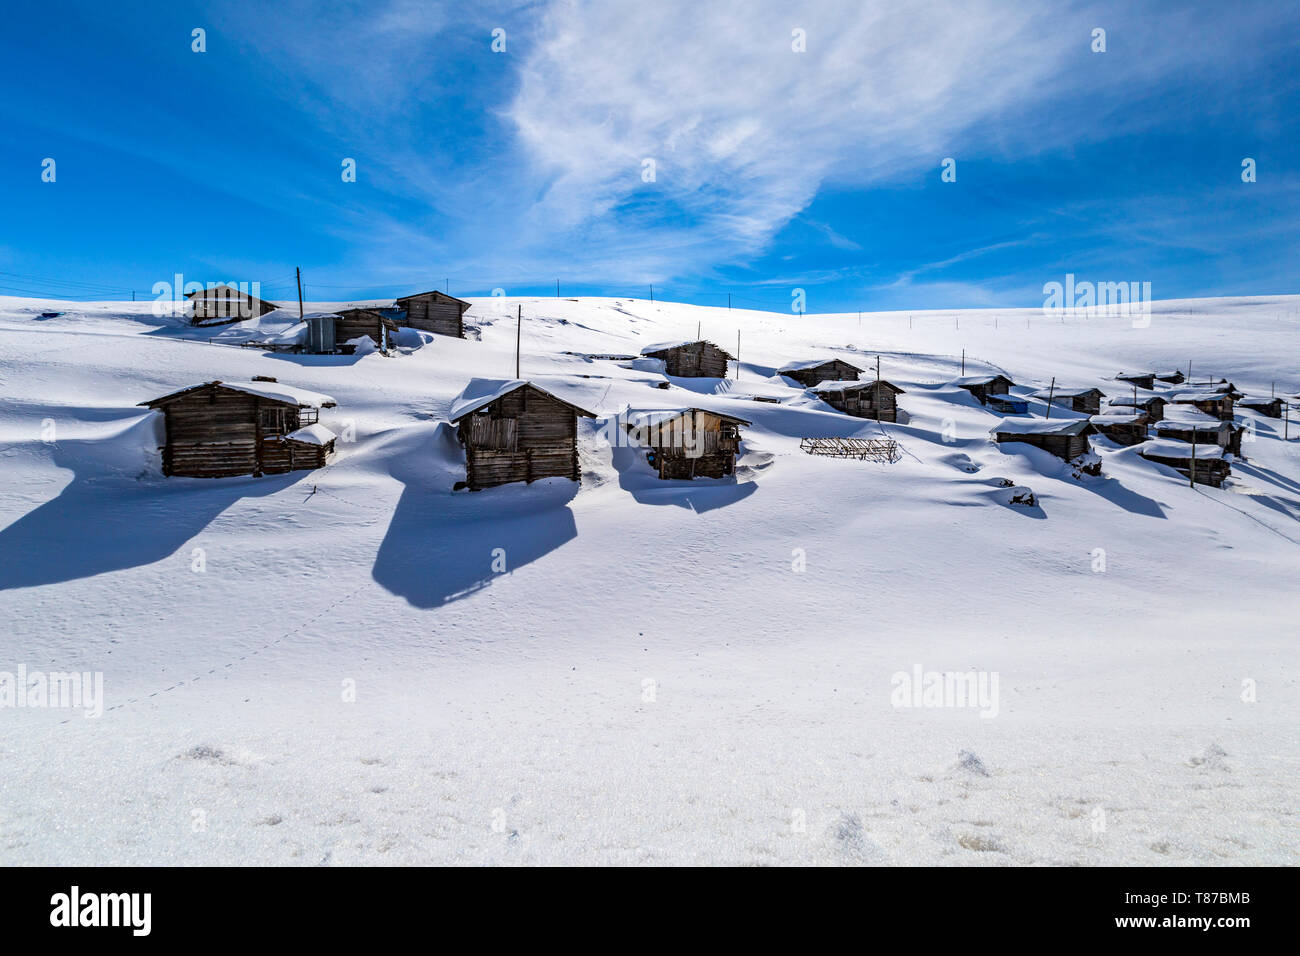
[515,305,521,379]
[1286,402,1290,441]
[697,321,700,339]
[1190,429,1197,487]
[295,267,304,320]
[1045,377,1056,420]
[650,284,654,303]
[556,279,560,298]
[961,349,965,376]
[728,293,731,310]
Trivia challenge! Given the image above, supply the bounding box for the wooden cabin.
[640,340,733,378]
[332,308,400,351]
[987,393,1029,414]
[1169,390,1234,421]
[779,358,863,388]
[1154,370,1186,384]
[1108,395,1168,421]
[1030,386,1106,415]
[992,419,1091,462]
[139,379,337,478]
[623,408,749,480]
[953,374,1018,407]
[1139,439,1231,487]
[187,285,279,325]
[448,379,595,490]
[1115,372,1157,391]
[395,290,470,338]
[1087,412,1148,446]
[1155,407,1244,456]
[1237,395,1283,417]
[809,379,905,422]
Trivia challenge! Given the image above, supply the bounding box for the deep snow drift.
[0,294,1297,865]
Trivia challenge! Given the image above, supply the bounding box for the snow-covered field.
[1,294,1297,866]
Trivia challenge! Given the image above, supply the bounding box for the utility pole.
[515,304,522,379]
[1286,402,1290,441]
[697,321,701,340]
[736,330,741,381]
[727,293,731,311]
[296,267,304,320]
[650,284,654,303]
[1045,376,1056,420]
[556,279,560,298]
[961,349,965,376]
[1190,429,1197,487]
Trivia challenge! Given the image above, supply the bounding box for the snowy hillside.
[1,293,1297,865]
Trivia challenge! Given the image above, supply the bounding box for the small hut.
[992,418,1091,462]
[187,285,279,324]
[623,407,749,479]
[1108,395,1168,421]
[1154,370,1186,384]
[953,374,1020,408]
[987,393,1029,414]
[1087,412,1148,446]
[395,290,470,338]
[809,379,905,422]
[1030,386,1106,415]
[1155,406,1243,456]
[139,379,337,478]
[640,340,734,378]
[1115,371,1157,391]
[448,379,595,490]
[1139,439,1231,487]
[333,308,400,351]
[1168,389,1234,421]
[1237,395,1284,417]
[778,358,864,387]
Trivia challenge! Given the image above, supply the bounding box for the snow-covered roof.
[1168,390,1229,402]
[624,407,751,429]
[778,358,863,374]
[1237,394,1281,405]
[1115,371,1156,379]
[809,378,904,394]
[447,378,596,422]
[140,380,336,409]
[302,311,342,320]
[1109,395,1166,407]
[1090,413,1145,425]
[639,339,735,358]
[1159,405,1230,426]
[953,374,1013,387]
[1029,386,1104,399]
[218,381,337,408]
[1139,439,1226,460]
[283,423,337,445]
[992,418,1090,437]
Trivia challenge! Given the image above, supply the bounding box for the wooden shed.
[1154,370,1186,384]
[1139,439,1231,487]
[778,358,864,388]
[395,290,470,338]
[139,379,337,478]
[1030,386,1106,415]
[1115,371,1157,391]
[1087,412,1148,446]
[640,340,734,378]
[187,285,279,325]
[1108,395,1168,421]
[332,308,400,351]
[1155,406,1244,456]
[1237,395,1283,417]
[809,379,905,422]
[953,374,1018,407]
[623,407,749,480]
[1169,389,1234,421]
[992,418,1091,462]
[448,379,595,490]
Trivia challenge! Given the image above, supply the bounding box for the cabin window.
[259,406,296,434]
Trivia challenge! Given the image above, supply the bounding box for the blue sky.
[1,0,1297,313]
